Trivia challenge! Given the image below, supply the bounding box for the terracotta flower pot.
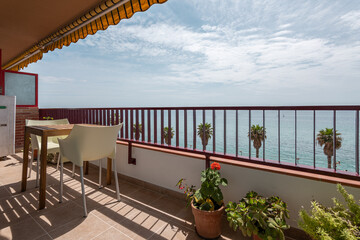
[191,201,224,239]
[253,235,262,240]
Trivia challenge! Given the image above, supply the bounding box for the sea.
[128,110,358,173]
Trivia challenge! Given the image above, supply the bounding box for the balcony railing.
[39,106,360,181]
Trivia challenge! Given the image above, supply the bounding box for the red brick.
[15,107,39,147]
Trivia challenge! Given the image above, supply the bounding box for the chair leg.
[28,151,34,178]
[56,153,61,171]
[36,153,40,188]
[113,158,120,201]
[98,159,102,189]
[72,163,75,178]
[79,166,87,217]
[59,156,63,203]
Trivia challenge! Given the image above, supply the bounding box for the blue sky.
[24,0,360,108]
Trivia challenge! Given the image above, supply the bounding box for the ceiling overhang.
[0,0,167,71]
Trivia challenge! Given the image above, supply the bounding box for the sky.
[23,0,360,108]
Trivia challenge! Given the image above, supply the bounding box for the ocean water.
[125,110,359,173]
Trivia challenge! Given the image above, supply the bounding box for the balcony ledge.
[117,140,360,189]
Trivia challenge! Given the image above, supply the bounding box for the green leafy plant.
[226,191,289,240]
[298,184,360,240]
[316,128,342,168]
[176,162,228,211]
[47,153,58,164]
[197,123,213,149]
[132,124,142,140]
[43,116,54,120]
[163,127,174,145]
[248,124,266,158]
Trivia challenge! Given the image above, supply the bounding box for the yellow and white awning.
[3,0,167,71]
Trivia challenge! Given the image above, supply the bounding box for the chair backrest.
[26,119,70,150]
[68,124,122,162]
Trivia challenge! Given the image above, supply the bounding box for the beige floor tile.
[32,201,85,232]
[92,226,132,240]
[149,222,199,240]
[92,200,147,227]
[47,213,110,240]
[127,188,163,205]
[117,180,144,195]
[101,203,169,240]
[0,186,11,200]
[0,216,47,240]
[34,234,53,240]
[149,196,186,217]
[72,187,120,212]
[113,216,167,240]
[174,207,194,229]
[0,196,37,229]
[0,156,19,168]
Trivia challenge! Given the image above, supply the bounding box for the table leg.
[21,130,30,192]
[39,135,48,210]
[84,161,89,175]
[107,158,112,185]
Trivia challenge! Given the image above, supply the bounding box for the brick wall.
[15,106,39,148]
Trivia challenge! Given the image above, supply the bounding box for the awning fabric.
[4,0,167,71]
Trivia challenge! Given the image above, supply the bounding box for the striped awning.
[4,0,167,71]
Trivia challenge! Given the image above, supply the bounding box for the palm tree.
[197,123,213,149]
[132,124,142,140]
[316,128,342,169]
[163,127,174,145]
[248,124,266,158]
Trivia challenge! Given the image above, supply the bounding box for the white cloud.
[272,30,292,36]
[340,11,360,29]
[278,24,292,29]
[40,76,86,84]
[41,76,74,83]
[79,20,360,93]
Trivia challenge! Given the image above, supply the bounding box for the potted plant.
[316,128,342,168]
[163,127,174,145]
[177,162,228,239]
[132,124,142,140]
[197,123,213,149]
[299,184,360,240]
[43,116,54,120]
[226,191,290,240]
[248,124,266,158]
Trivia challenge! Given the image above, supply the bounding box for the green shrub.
[298,184,360,240]
[226,191,289,240]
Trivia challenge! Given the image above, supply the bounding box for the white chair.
[26,118,70,187]
[58,123,122,217]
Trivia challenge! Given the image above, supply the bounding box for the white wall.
[114,144,360,227]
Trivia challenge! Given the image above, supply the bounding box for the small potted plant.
[163,127,174,145]
[197,123,213,149]
[43,116,54,120]
[132,124,142,140]
[177,162,228,239]
[226,191,290,240]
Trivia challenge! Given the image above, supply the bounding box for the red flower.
[211,162,221,170]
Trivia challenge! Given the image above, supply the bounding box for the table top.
[25,124,74,136]
[25,124,104,136]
